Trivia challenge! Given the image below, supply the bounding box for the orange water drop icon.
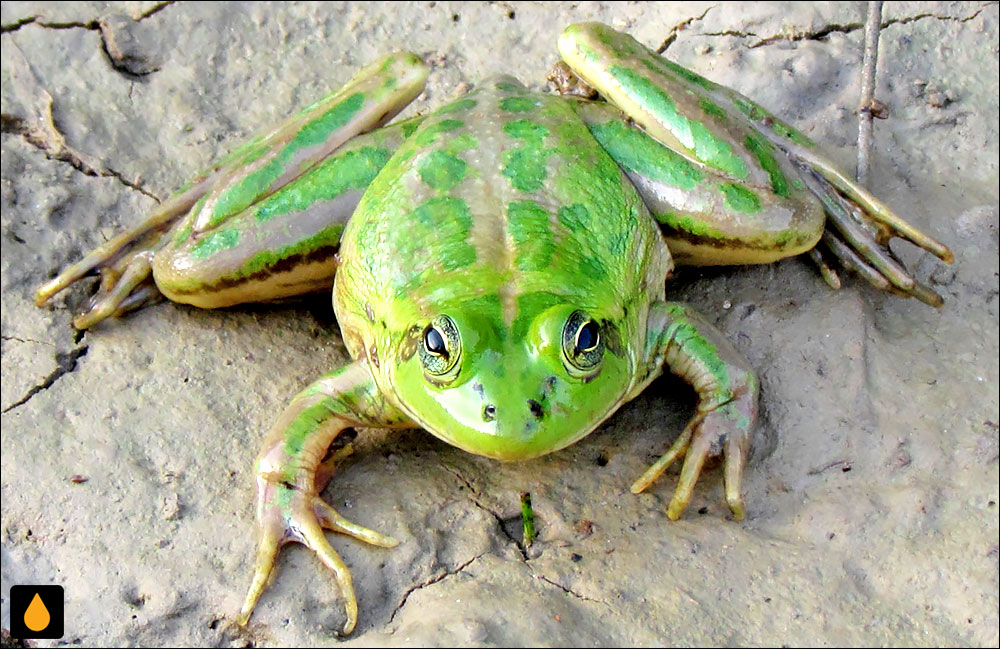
[24,592,51,632]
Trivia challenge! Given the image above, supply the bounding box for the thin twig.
[856,1,883,186]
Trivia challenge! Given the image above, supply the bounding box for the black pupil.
[425,327,447,355]
[576,321,598,352]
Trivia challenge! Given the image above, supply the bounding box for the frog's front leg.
[629,302,758,521]
[238,361,413,634]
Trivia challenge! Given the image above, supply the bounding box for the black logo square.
[9,585,64,639]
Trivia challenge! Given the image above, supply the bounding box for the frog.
[34,23,953,634]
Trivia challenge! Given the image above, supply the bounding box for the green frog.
[35,23,953,634]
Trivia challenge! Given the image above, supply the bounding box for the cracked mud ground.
[1,2,997,646]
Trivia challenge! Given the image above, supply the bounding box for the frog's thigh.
[562,24,826,266]
[152,185,358,309]
[151,126,414,308]
[638,165,826,267]
[576,101,824,266]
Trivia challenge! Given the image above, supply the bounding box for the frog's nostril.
[528,399,544,419]
[483,404,497,422]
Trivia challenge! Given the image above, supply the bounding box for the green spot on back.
[495,81,523,92]
[445,133,479,155]
[410,197,477,270]
[436,98,477,114]
[401,120,421,139]
[504,119,547,140]
[500,96,538,112]
[719,183,761,214]
[502,120,552,192]
[557,203,591,233]
[508,200,555,271]
[414,119,464,147]
[418,150,468,191]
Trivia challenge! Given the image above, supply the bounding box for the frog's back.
[335,77,670,342]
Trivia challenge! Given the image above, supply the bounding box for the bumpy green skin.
[334,77,674,460]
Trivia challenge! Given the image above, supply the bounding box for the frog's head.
[387,298,635,461]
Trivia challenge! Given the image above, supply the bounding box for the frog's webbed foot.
[632,303,758,521]
[239,442,398,635]
[787,144,954,307]
[34,184,208,329]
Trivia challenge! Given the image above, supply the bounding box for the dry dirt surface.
[2,2,997,646]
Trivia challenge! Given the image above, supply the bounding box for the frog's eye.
[562,310,604,375]
[419,315,461,377]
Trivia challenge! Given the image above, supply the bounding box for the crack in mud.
[747,22,864,48]
[388,552,486,624]
[441,465,533,559]
[2,3,174,79]
[438,466,616,612]
[697,6,991,49]
[2,344,89,414]
[1,335,55,346]
[0,1,174,33]
[472,496,531,560]
[881,5,991,28]
[0,16,37,33]
[441,463,480,495]
[533,573,612,607]
[2,112,160,201]
[656,5,715,53]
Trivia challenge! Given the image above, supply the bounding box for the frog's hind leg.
[36,52,428,328]
[150,119,419,310]
[558,23,953,306]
